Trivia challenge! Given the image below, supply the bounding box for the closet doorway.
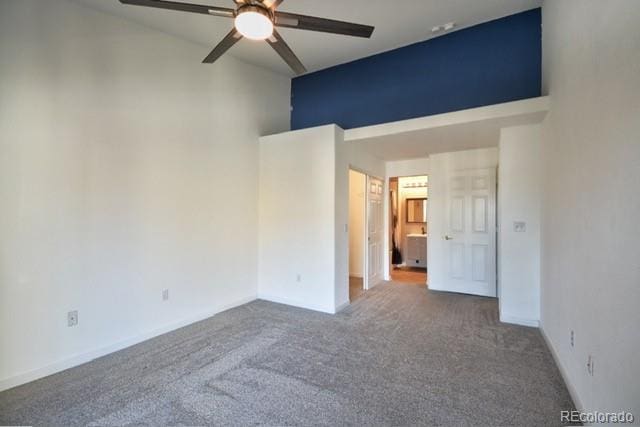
[349,169,384,301]
[348,170,366,301]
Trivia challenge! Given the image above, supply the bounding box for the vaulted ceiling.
[75,0,542,76]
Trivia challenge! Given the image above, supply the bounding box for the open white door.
[437,168,497,297]
[365,176,384,289]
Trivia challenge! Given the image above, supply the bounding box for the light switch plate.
[514,221,527,232]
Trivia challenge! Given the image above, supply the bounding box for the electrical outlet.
[587,355,594,376]
[570,330,574,347]
[162,289,169,301]
[67,310,78,327]
[514,221,527,232]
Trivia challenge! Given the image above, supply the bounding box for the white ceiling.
[348,113,546,161]
[74,0,542,76]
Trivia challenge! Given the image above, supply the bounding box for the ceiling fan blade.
[261,0,284,9]
[119,0,235,18]
[274,12,374,38]
[266,30,307,75]
[203,28,243,64]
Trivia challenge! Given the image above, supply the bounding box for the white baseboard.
[257,293,335,314]
[539,323,585,413]
[500,314,540,327]
[0,295,257,393]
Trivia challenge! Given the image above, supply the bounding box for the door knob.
[444,235,453,240]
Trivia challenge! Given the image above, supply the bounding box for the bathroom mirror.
[406,198,427,223]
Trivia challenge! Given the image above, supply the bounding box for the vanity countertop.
[407,234,427,238]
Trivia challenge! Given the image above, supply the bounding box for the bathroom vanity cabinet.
[406,234,427,268]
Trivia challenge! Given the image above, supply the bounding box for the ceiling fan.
[119,0,375,75]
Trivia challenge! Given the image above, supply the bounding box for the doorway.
[389,175,429,286]
[348,169,366,301]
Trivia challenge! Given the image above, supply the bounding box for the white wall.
[348,170,366,277]
[258,128,385,313]
[258,126,338,314]
[498,125,541,327]
[427,148,499,291]
[0,0,290,390]
[386,157,430,179]
[539,0,640,413]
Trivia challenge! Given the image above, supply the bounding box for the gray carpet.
[0,282,575,426]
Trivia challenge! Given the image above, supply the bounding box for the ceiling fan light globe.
[235,9,273,40]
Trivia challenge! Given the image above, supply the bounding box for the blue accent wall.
[291,8,541,130]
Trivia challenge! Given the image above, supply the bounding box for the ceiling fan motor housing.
[237,4,274,22]
[235,4,275,40]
